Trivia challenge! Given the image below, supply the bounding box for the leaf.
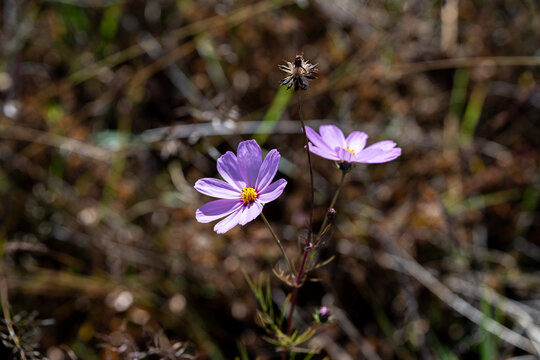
[307,255,335,272]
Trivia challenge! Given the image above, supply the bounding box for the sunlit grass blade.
[253,86,293,145]
[460,85,486,148]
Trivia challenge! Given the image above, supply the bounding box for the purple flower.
[194,140,287,234]
[305,125,401,164]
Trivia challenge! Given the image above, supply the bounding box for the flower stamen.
[344,147,355,155]
[241,187,258,204]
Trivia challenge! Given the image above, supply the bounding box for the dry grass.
[0,0,539,359]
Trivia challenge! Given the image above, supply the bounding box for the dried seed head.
[279,54,318,91]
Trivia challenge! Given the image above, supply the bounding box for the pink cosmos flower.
[194,140,287,234]
[305,125,401,164]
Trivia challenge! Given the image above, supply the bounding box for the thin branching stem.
[297,91,314,246]
[285,244,311,336]
[305,170,347,285]
[284,91,316,346]
[318,169,347,237]
[260,212,294,275]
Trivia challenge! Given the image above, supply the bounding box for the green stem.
[260,212,294,275]
[281,91,315,359]
[297,91,314,246]
[305,169,348,271]
[318,169,347,237]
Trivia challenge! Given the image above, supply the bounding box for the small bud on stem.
[327,208,336,220]
[314,306,331,323]
[337,161,352,172]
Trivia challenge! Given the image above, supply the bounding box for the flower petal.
[355,146,401,164]
[194,178,241,199]
[214,207,243,234]
[345,131,368,152]
[196,199,243,223]
[364,140,397,151]
[258,178,287,203]
[367,148,402,163]
[217,151,246,190]
[305,126,335,153]
[237,140,262,187]
[319,125,346,149]
[308,143,340,161]
[238,202,263,226]
[256,149,280,191]
[336,147,355,163]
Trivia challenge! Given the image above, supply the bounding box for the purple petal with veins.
[194,140,287,234]
[306,125,401,165]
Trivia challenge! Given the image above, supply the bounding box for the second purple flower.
[195,140,287,234]
[306,125,401,164]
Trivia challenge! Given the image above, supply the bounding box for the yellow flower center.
[241,187,258,204]
[344,147,356,155]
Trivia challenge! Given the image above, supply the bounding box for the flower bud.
[327,208,336,220]
[337,161,352,172]
[314,306,331,323]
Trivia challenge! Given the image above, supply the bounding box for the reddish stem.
[296,91,314,246]
[283,91,315,356]
[286,244,311,336]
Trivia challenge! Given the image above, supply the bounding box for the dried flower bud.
[314,306,331,323]
[279,54,318,91]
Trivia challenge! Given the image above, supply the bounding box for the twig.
[392,56,540,78]
[140,120,328,144]
[0,120,112,162]
[446,277,540,356]
[331,307,382,360]
[68,0,294,84]
[375,250,539,354]
[134,33,207,109]
[308,334,354,360]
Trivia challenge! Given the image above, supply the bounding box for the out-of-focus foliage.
[0,0,540,359]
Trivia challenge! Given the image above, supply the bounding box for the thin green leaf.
[253,86,293,145]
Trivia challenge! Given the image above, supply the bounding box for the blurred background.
[1,0,540,359]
